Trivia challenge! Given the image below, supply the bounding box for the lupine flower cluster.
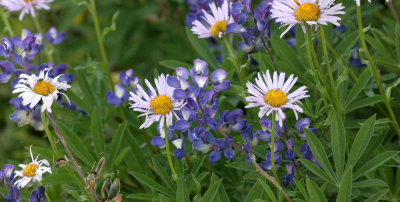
[106,69,140,106]
[0,147,50,201]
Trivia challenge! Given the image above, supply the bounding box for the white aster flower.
[191,0,234,38]
[0,0,53,21]
[14,146,52,189]
[129,74,185,138]
[12,68,71,113]
[270,0,345,37]
[245,70,309,126]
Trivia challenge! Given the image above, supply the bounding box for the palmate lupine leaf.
[337,168,352,202]
[330,113,346,180]
[90,109,105,154]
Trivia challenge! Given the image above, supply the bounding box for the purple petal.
[106,91,123,106]
[167,76,181,88]
[226,23,242,34]
[173,89,187,100]
[175,120,192,131]
[210,69,227,83]
[151,136,166,147]
[176,67,189,80]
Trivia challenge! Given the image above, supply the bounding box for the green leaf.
[130,171,174,197]
[346,96,384,113]
[305,129,336,183]
[114,147,131,166]
[107,122,127,170]
[211,174,230,202]
[245,178,263,202]
[200,179,222,202]
[177,175,190,202]
[294,180,309,201]
[126,193,154,201]
[352,179,387,189]
[337,168,352,202]
[306,176,327,202]
[76,70,100,112]
[345,68,371,108]
[346,115,376,170]
[185,28,219,69]
[353,151,399,179]
[258,178,278,202]
[55,121,96,164]
[299,159,335,185]
[152,158,175,192]
[42,173,74,185]
[365,189,388,202]
[90,109,105,154]
[330,112,346,180]
[225,162,255,172]
[159,60,192,71]
[102,10,120,38]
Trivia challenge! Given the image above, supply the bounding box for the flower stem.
[164,121,177,181]
[0,8,14,36]
[41,112,94,202]
[223,36,246,88]
[89,0,114,89]
[357,6,400,138]
[318,26,343,119]
[270,111,279,182]
[32,17,55,63]
[387,1,400,27]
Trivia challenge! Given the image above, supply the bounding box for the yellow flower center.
[211,20,228,36]
[150,95,173,115]
[24,0,34,2]
[23,163,38,177]
[264,89,287,107]
[294,3,320,22]
[33,80,55,96]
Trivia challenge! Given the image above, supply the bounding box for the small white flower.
[14,146,52,189]
[191,0,234,38]
[0,0,53,21]
[129,74,185,138]
[12,68,71,113]
[270,0,345,37]
[245,70,309,126]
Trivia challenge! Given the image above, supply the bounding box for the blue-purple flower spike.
[45,27,66,45]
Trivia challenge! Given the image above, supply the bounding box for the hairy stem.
[223,36,246,87]
[164,120,177,180]
[357,6,400,137]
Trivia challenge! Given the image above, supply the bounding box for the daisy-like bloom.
[14,146,51,189]
[245,70,309,126]
[129,74,185,138]
[270,0,345,37]
[12,68,71,113]
[191,0,234,38]
[0,0,53,21]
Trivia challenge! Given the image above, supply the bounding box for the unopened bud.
[95,157,106,179]
[101,178,112,199]
[86,173,96,190]
[108,178,120,199]
[55,157,68,168]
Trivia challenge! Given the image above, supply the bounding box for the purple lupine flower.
[0,60,15,83]
[349,48,366,67]
[283,163,295,185]
[45,27,66,45]
[30,186,47,202]
[224,136,235,160]
[258,118,283,141]
[2,186,20,202]
[295,118,316,139]
[285,138,296,161]
[0,164,15,187]
[172,139,185,159]
[243,143,255,163]
[241,124,260,146]
[0,37,15,58]
[106,84,129,106]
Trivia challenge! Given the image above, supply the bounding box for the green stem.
[222,36,245,88]
[32,17,55,62]
[356,6,400,138]
[304,25,330,112]
[0,8,14,36]
[271,111,279,182]
[318,26,343,119]
[89,0,114,89]
[164,121,177,180]
[40,112,94,202]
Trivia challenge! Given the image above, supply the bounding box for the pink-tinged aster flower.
[0,0,54,21]
[245,70,309,126]
[191,0,234,38]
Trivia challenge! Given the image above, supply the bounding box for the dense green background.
[0,0,398,181]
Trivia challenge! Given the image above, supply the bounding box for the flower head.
[0,164,15,187]
[245,70,309,126]
[270,0,345,37]
[191,0,234,38]
[30,186,47,202]
[129,74,185,138]
[0,0,54,21]
[12,68,71,113]
[45,27,65,45]
[14,146,52,189]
